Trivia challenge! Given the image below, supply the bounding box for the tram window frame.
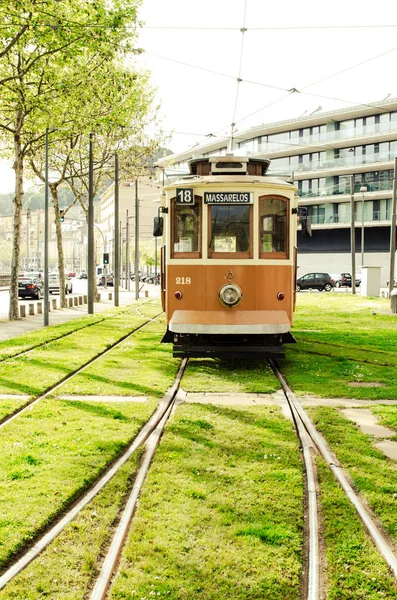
[208,203,253,259]
[259,195,289,259]
[171,195,202,258]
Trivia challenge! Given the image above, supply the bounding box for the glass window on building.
[364,144,375,163]
[268,157,289,172]
[259,196,288,257]
[380,113,390,131]
[339,119,354,137]
[338,203,350,224]
[172,197,202,257]
[208,204,252,258]
[380,198,391,220]
[379,169,393,191]
[311,204,326,224]
[267,131,289,150]
[365,116,375,134]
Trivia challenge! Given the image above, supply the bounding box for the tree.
[0,0,146,319]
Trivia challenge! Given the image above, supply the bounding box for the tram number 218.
[176,188,195,205]
[175,277,191,285]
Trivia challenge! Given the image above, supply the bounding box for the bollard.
[391,289,397,314]
[78,296,83,305]
[68,297,73,307]
[51,298,57,310]
[145,290,149,298]
[37,302,42,314]
[74,296,79,306]
[19,304,26,318]
[29,303,35,316]
[108,292,113,300]
[83,295,88,304]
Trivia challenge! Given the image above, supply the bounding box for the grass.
[282,293,397,400]
[109,403,304,600]
[0,450,143,600]
[0,301,163,412]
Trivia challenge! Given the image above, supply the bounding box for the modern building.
[156,97,397,285]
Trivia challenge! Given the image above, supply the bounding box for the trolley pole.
[350,175,356,295]
[114,154,119,306]
[87,132,94,314]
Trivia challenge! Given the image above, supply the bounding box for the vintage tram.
[153,155,298,357]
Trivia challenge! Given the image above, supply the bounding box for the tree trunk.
[9,127,24,320]
[50,184,66,308]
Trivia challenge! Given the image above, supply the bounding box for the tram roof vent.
[189,156,271,176]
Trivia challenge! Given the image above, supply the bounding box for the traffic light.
[59,210,65,222]
[103,252,109,265]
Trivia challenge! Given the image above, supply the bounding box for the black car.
[18,275,43,299]
[296,272,335,292]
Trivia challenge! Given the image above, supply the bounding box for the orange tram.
[153,155,299,358]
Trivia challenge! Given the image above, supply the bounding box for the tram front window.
[209,205,252,258]
[172,199,201,257]
[259,196,288,258]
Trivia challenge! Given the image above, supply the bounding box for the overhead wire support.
[229,1,248,152]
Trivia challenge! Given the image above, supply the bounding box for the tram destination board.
[204,192,253,204]
[176,188,195,204]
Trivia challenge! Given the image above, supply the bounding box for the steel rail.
[270,359,397,580]
[268,359,319,600]
[0,308,163,431]
[0,358,188,591]
[89,388,184,599]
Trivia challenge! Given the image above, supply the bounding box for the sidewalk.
[0,285,160,342]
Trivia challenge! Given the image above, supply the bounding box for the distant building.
[97,178,161,272]
[156,97,397,285]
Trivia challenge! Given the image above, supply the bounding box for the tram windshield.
[209,205,251,257]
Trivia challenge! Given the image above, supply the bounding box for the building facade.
[157,97,397,285]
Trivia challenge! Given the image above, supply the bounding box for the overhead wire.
[229,0,248,147]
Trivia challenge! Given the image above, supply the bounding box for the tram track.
[0,358,188,593]
[269,358,397,599]
[2,354,397,598]
[0,304,163,430]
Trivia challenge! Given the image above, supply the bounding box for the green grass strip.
[0,450,143,599]
[110,403,303,599]
[317,456,397,598]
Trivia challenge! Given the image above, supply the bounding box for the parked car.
[48,272,73,294]
[18,275,43,299]
[331,273,361,288]
[296,272,335,292]
[78,271,88,279]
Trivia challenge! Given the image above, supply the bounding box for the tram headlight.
[219,284,242,308]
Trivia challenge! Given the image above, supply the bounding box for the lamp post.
[360,185,368,266]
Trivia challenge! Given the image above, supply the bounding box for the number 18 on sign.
[176,188,195,204]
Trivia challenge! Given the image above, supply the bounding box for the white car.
[48,273,73,294]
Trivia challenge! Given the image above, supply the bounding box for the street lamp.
[360,186,368,266]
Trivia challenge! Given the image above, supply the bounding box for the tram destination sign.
[204,192,252,204]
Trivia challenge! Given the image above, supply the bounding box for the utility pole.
[134,179,139,300]
[389,157,397,294]
[87,132,94,314]
[350,175,356,295]
[44,127,49,326]
[126,209,130,291]
[114,154,119,306]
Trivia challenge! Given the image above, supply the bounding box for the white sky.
[1,0,397,193]
[136,0,397,153]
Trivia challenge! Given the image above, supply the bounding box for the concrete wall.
[297,251,395,286]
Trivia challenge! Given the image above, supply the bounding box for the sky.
[136,0,397,154]
[1,0,397,192]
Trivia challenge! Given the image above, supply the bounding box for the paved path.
[0,286,161,342]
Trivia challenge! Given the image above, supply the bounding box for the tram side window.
[259,196,288,258]
[172,197,202,257]
[209,204,252,258]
